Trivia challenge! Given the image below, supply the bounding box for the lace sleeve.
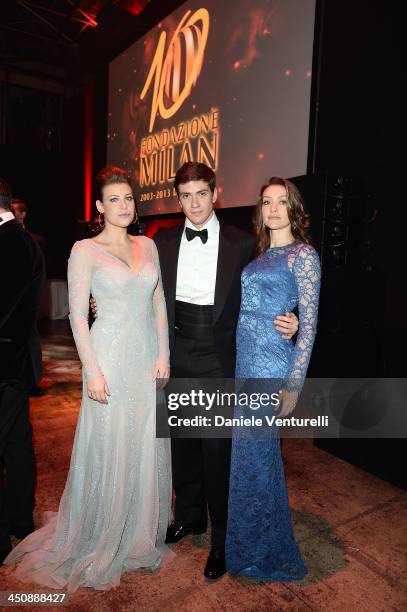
[68,241,103,380]
[286,244,321,391]
[150,239,170,367]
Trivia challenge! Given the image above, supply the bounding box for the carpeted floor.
[1,321,406,611]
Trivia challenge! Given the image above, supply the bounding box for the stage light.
[76,8,98,31]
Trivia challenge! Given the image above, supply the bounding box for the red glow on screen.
[84,83,94,222]
[121,0,150,16]
[144,217,180,238]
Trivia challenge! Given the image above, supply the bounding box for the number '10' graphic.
[140,8,210,133]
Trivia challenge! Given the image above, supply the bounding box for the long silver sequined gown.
[5,237,172,591]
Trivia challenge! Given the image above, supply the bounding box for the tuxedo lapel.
[213,223,241,324]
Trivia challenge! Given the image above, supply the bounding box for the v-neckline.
[89,237,139,271]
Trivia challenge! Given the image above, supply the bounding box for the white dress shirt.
[176,212,220,305]
[0,211,15,226]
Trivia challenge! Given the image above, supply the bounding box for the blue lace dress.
[226,240,321,581]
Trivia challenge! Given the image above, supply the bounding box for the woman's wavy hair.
[253,176,311,256]
[95,165,130,201]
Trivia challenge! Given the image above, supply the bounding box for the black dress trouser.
[0,383,35,560]
[170,335,231,552]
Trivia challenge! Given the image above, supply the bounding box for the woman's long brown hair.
[253,176,311,257]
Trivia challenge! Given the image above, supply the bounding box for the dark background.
[0,1,404,486]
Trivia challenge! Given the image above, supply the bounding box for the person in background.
[11,198,46,397]
[11,198,46,251]
[0,177,45,563]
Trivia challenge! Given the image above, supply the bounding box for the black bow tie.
[185,227,208,244]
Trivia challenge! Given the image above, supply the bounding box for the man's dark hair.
[174,162,216,196]
[0,177,12,210]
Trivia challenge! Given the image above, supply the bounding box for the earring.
[98,213,104,230]
[292,221,297,230]
[131,212,139,225]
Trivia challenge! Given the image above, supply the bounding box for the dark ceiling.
[0,0,185,80]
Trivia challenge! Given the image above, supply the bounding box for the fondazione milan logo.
[140,8,210,133]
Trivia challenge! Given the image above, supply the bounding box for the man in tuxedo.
[0,177,45,563]
[11,198,47,397]
[153,162,298,579]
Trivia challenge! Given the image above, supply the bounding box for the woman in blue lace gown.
[226,177,321,581]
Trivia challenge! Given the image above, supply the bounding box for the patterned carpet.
[1,321,406,611]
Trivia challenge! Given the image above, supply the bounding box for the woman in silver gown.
[5,166,172,591]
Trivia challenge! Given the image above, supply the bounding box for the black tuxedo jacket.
[153,221,256,376]
[0,219,45,388]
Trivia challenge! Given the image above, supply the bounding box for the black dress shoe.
[204,549,226,580]
[165,523,206,543]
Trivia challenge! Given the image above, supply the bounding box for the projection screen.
[107,0,316,215]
